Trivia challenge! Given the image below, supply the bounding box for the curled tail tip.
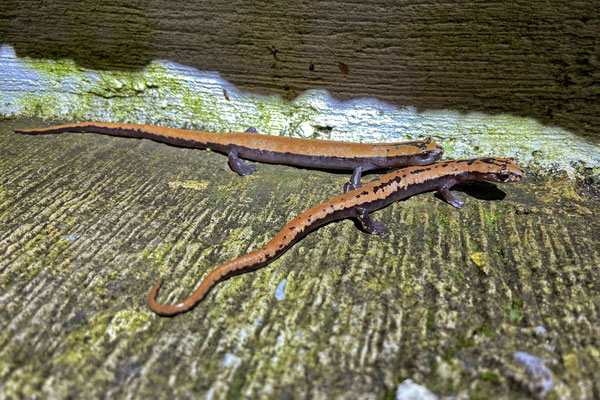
[148,277,164,303]
[147,277,186,317]
[147,278,170,316]
[148,277,165,298]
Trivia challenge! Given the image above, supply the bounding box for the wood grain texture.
[1,0,598,139]
[1,119,599,398]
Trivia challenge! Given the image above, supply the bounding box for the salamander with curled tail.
[148,157,524,316]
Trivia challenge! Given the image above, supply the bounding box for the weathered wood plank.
[1,1,598,138]
[1,119,599,398]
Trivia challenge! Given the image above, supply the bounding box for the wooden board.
[1,119,599,398]
[1,0,598,139]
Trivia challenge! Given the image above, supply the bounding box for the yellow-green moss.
[56,308,151,370]
[167,179,210,191]
[482,207,500,226]
[26,58,86,80]
[469,251,489,275]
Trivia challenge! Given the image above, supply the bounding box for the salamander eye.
[497,170,511,181]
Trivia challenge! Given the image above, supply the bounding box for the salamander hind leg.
[355,207,388,235]
[228,148,257,176]
[439,185,465,209]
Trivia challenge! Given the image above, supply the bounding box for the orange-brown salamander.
[148,157,524,316]
[14,122,443,188]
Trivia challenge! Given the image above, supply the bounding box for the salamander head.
[406,137,444,165]
[464,157,525,183]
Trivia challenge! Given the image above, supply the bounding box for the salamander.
[148,157,524,316]
[14,122,443,187]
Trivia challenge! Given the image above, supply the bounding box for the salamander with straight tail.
[14,122,443,187]
[149,157,524,316]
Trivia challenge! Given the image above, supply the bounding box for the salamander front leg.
[355,207,388,235]
[228,148,257,176]
[439,184,465,209]
[344,166,363,193]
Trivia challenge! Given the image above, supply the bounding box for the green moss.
[426,309,435,331]
[562,352,580,374]
[480,322,495,339]
[506,297,523,325]
[482,207,500,226]
[453,270,466,283]
[143,241,196,277]
[56,308,151,371]
[226,368,247,400]
[469,251,489,275]
[456,332,475,351]
[26,58,86,80]
[0,332,9,349]
[437,212,450,231]
[0,186,15,212]
[167,179,210,191]
[55,313,111,367]
[439,140,456,155]
[106,308,151,339]
[425,239,434,250]
[442,331,475,363]
[17,92,84,122]
[4,226,75,286]
[88,72,153,99]
[466,234,480,252]
[151,242,175,264]
[384,389,394,399]
[480,371,499,384]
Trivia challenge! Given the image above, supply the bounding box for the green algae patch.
[0,186,16,213]
[142,241,197,278]
[105,308,152,340]
[505,297,524,325]
[88,74,154,99]
[482,207,500,227]
[17,92,88,122]
[56,308,151,370]
[1,224,74,287]
[25,58,86,80]
[437,211,451,231]
[480,323,496,339]
[480,371,500,385]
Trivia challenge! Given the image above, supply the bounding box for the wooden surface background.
[1,0,599,139]
[1,119,599,398]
